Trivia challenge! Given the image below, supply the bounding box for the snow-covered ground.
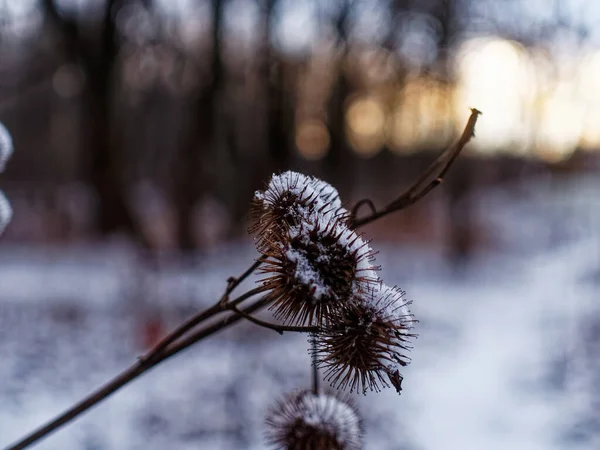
[1,175,599,449]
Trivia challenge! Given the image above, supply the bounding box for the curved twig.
[351,108,481,228]
[227,304,318,335]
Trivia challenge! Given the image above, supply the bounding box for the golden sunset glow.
[390,77,453,153]
[330,36,600,163]
[295,119,330,160]
[346,96,386,157]
[534,81,584,162]
[577,51,600,151]
[454,37,536,156]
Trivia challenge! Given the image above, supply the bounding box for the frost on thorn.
[314,284,416,394]
[249,171,347,248]
[259,218,379,326]
[265,390,363,450]
[0,121,13,173]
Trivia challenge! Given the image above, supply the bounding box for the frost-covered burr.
[314,284,415,394]
[259,218,379,326]
[265,390,363,450]
[250,171,347,249]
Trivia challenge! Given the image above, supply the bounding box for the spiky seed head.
[265,390,363,450]
[259,218,379,326]
[249,171,347,249]
[315,284,416,394]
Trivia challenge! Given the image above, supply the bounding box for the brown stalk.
[227,304,318,335]
[142,255,266,362]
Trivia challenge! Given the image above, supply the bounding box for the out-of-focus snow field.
[1,175,599,450]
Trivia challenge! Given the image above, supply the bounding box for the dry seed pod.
[259,218,379,326]
[249,171,346,249]
[265,390,363,450]
[315,284,415,394]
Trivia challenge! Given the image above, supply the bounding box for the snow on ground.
[1,175,599,449]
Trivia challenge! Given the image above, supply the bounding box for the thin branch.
[227,304,318,335]
[160,296,273,358]
[350,198,376,220]
[225,255,267,298]
[142,257,266,361]
[5,263,268,450]
[351,108,481,228]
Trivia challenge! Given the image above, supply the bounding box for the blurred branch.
[350,108,481,228]
[0,75,54,117]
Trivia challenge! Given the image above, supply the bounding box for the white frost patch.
[0,121,13,172]
[285,220,378,302]
[367,283,413,330]
[255,171,347,224]
[285,247,329,300]
[0,189,12,235]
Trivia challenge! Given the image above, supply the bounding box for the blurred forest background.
[1,0,599,258]
[3,1,600,449]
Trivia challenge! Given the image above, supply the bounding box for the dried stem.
[351,108,481,228]
[143,259,267,362]
[227,304,318,335]
[6,110,480,450]
[5,265,267,450]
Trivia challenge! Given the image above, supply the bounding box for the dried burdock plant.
[5,109,480,450]
[250,171,347,249]
[315,284,415,394]
[266,390,363,450]
[258,218,380,326]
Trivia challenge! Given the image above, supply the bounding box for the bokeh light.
[346,95,386,157]
[534,80,584,162]
[454,37,536,156]
[390,77,453,154]
[577,51,600,152]
[295,119,330,160]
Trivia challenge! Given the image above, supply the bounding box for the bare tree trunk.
[43,0,143,242]
[173,0,224,250]
[326,0,354,192]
